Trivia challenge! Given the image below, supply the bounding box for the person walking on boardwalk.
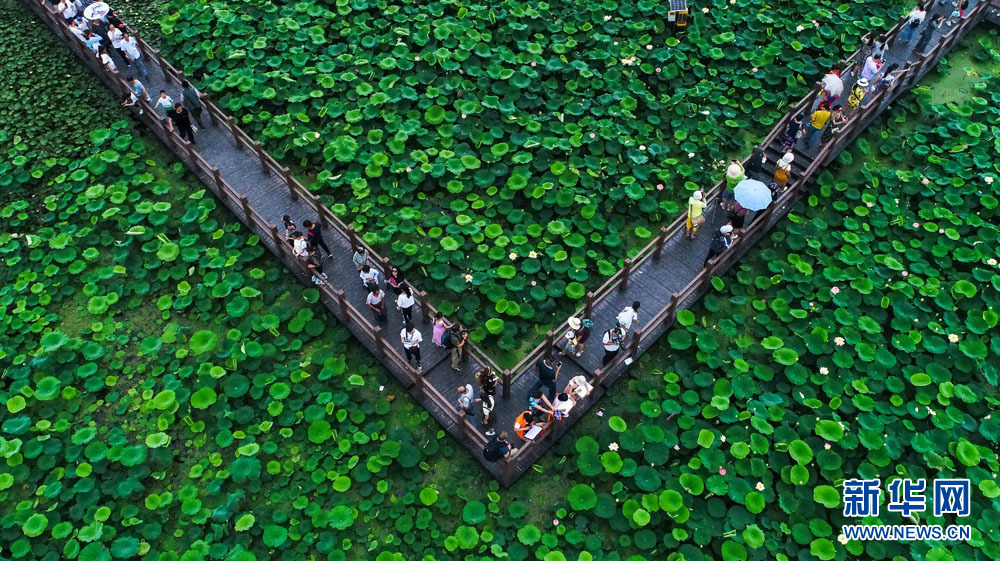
[685,190,706,240]
[179,80,206,128]
[302,219,331,257]
[400,322,422,373]
[155,90,174,116]
[431,312,450,347]
[722,160,744,211]
[305,245,327,286]
[366,286,387,323]
[166,103,196,144]
[479,394,497,436]
[821,105,848,145]
[900,4,928,42]
[477,366,499,397]
[914,16,943,54]
[602,324,626,366]
[120,32,149,79]
[456,384,475,416]
[352,245,369,271]
[282,215,297,246]
[704,224,735,267]
[773,152,794,190]
[58,0,77,21]
[846,79,869,118]
[860,53,882,82]
[530,355,561,401]
[728,201,750,235]
[98,46,117,74]
[802,102,831,149]
[108,24,127,64]
[396,284,415,323]
[445,323,469,371]
[559,317,591,357]
[872,64,901,94]
[616,301,640,331]
[386,266,405,296]
[744,145,765,180]
[359,264,379,292]
[780,114,803,153]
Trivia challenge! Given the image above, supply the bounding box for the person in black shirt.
[302,219,331,257]
[530,356,561,401]
[166,103,195,143]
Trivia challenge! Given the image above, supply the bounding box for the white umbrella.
[733,179,772,211]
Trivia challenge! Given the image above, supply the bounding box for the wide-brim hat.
[856,78,869,88]
[568,317,582,330]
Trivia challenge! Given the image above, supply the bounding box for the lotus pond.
[142,0,919,352]
[2,6,1000,561]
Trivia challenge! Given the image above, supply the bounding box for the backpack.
[483,438,503,462]
[710,232,730,254]
[581,319,594,329]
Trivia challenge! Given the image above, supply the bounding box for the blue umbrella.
[733,178,772,211]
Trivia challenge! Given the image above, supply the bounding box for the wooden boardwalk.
[25,0,998,485]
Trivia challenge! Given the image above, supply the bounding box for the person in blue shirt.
[129,77,150,102]
[84,32,102,52]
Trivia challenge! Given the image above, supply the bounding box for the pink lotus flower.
[656,67,662,72]
[656,184,664,191]
[589,133,596,138]
[531,281,537,286]
[922,177,930,185]
[938,228,945,234]
[674,445,680,450]
[553,519,559,526]
[753,67,759,72]
[866,202,873,207]
[719,468,727,475]
[809,302,815,306]
[913,222,919,227]
[902,271,909,277]
[462,114,467,118]
[406,167,412,172]
[831,286,840,294]
[414,56,420,61]
[531,61,537,67]
[457,93,462,97]
[824,443,831,450]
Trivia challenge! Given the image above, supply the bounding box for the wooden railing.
[503,9,915,386]
[496,0,992,474]
[28,0,489,448]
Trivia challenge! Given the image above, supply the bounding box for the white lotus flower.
[797,25,805,31]
[604,15,612,21]
[819,367,829,375]
[838,535,848,544]
[702,7,710,13]
[835,337,846,346]
[756,482,765,491]
[529,251,537,258]
[609,442,619,451]
[987,258,997,266]
[509,252,517,260]
[948,334,959,343]
[463,274,473,282]
[824,443,831,450]
[984,176,993,184]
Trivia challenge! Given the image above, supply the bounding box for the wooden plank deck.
[24,0,999,485]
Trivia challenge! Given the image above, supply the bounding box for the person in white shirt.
[602,325,625,366]
[119,33,149,78]
[616,301,640,331]
[548,392,575,419]
[291,233,308,259]
[564,376,594,401]
[98,47,116,73]
[68,21,87,43]
[365,286,387,323]
[154,90,174,114]
[396,285,415,323]
[900,5,927,43]
[58,0,77,21]
[359,265,379,291]
[400,323,422,372]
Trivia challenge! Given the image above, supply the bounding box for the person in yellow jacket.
[685,190,706,240]
[802,101,831,149]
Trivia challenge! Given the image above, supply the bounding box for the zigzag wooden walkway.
[25,0,999,485]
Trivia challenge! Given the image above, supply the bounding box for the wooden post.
[312,194,327,228]
[347,225,360,252]
[502,369,512,400]
[282,166,295,197]
[204,97,219,126]
[666,293,680,326]
[269,225,283,252]
[593,367,605,388]
[227,116,243,149]
[620,258,632,291]
[653,227,669,260]
[253,141,270,175]
[373,326,385,356]
[629,327,641,357]
[584,291,595,319]
[544,330,555,360]
[413,368,425,395]
[335,290,350,323]
[239,196,252,222]
[417,290,432,323]
[183,139,197,167]
[211,166,225,195]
